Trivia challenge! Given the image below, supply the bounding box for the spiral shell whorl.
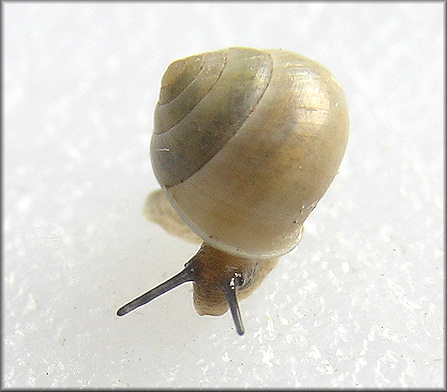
[151,48,273,187]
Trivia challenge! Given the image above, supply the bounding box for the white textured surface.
[3,2,444,388]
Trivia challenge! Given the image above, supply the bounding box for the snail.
[117,47,349,335]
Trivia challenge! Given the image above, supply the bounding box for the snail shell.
[118,47,349,335]
[151,47,349,258]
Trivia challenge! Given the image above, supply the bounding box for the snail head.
[117,244,278,336]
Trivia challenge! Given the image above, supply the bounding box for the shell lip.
[165,190,304,259]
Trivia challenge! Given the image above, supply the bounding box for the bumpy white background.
[3,2,444,388]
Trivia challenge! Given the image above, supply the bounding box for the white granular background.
[3,2,444,388]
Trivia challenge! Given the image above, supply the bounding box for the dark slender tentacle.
[223,276,245,336]
[117,266,195,316]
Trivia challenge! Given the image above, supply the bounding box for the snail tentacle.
[117,264,195,316]
[223,274,245,336]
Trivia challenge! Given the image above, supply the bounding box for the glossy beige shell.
[150,47,349,258]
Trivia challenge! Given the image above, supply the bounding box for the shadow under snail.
[117,47,349,335]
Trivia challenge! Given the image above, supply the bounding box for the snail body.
[118,47,349,335]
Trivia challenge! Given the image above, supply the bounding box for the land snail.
[117,47,349,335]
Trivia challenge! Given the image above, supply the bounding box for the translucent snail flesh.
[117,47,349,335]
